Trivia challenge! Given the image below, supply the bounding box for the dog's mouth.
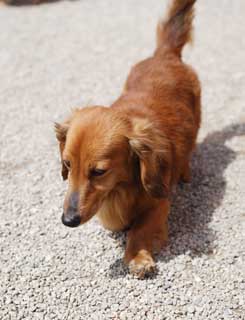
[61,205,100,228]
[62,190,108,228]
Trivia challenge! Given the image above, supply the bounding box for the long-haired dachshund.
[55,0,201,278]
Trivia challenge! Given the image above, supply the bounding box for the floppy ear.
[128,118,172,198]
[54,121,70,180]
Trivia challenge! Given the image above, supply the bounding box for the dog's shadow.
[108,123,245,279]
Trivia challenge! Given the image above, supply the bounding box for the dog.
[55,0,201,278]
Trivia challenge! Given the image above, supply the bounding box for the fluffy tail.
[156,0,196,57]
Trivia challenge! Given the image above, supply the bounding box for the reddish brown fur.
[55,0,201,278]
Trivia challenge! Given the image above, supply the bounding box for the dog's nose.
[61,212,81,228]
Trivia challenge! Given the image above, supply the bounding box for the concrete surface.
[0,0,245,319]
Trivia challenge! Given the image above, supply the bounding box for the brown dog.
[55,0,201,278]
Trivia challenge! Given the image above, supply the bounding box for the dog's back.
[112,0,201,185]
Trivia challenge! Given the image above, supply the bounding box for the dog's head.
[55,106,171,227]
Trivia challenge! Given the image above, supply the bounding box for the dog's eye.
[63,160,71,170]
[90,168,107,177]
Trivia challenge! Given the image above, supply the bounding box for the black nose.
[61,212,81,228]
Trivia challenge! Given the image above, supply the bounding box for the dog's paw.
[128,250,156,279]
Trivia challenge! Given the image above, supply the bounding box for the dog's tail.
[156,0,196,57]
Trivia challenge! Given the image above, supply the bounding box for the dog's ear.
[128,118,172,198]
[54,121,70,180]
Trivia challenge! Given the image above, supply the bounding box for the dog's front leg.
[124,200,170,278]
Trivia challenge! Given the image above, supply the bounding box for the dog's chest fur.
[96,186,135,231]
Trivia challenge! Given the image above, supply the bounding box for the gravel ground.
[0,0,245,319]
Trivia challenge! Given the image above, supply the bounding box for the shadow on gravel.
[161,123,245,261]
[109,123,245,279]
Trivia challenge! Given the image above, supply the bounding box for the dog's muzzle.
[62,192,81,228]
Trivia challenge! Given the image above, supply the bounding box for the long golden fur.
[55,0,201,278]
